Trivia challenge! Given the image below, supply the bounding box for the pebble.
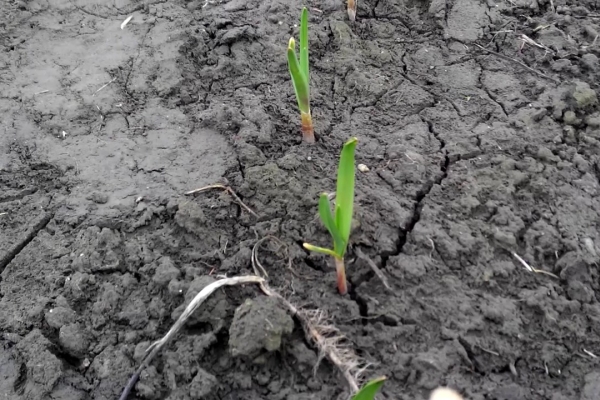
[584,26,599,39]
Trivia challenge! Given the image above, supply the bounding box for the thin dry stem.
[118,276,264,400]
[473,44,559,83]
[185,184,258,218]
[512,252,559,279]
[252,239,363,394]
[354,247,392,292]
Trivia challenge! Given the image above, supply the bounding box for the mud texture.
[2,0,600,399]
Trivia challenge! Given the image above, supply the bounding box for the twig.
[520,34,554,55]
[118,276,264,400]
[475,344,499,356]
[93,78,116,96]
[512,252,559,279]
[472,44,559,83]
[252,240,363,394]
[252,235,314,281]
[583,348,598,359]
[354,248,392,292]
[185,184,258,218]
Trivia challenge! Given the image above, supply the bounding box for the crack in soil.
[0,187,38,203]
[0,212,54,274]
[352,118,451,319]
[391,120,450,259]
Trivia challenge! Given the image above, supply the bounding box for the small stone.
[537,146,556,162]
[582,372,600,400]
[571,81,598,109]
[584,26,599,39]
[45,307,77,329]
[87,192,109,204]
[189,368,218,399]
[255,371,271,386]
[567,281,593,303]
[59,323,89,357]
[581,54,599,72]
[152,257,180,286]
[228,296,294,358]
[187,0,201,10]
[563,110,580,125]
[585,113,600,127]
[358,164,370,172]
[583,238,597,257]
[493,229,516,247]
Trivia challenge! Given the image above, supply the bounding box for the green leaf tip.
[352,376,386,400]
[300,7,309,80]
[302,243,337,258]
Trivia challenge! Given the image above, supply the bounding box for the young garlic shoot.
[347,0,357,21]
[303,137,358,295]
[352,376,386,400]
[287,7,315,143]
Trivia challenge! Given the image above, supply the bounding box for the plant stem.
[335,257,347,295]
[301,111,315,143]
[347,0,357,21]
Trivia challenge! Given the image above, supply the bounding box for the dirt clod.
[229,296,294,358]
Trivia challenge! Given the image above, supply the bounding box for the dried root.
[119,236,467,400]
[185,184,258,218]
[252,238,366,394]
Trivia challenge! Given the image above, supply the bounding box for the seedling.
[287,7,315,143]
[347,0,357,21]
[303,137,357,295]
[352,376,386,400]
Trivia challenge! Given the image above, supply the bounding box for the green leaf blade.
[352,376,386,400]
[335,137,358,250]
[303,243,337,258]
[318,193,344,256]
[300,7,309,87]
[287,39,309,114]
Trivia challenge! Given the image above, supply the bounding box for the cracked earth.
[2,0,600,399]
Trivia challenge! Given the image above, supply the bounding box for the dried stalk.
[473,44,559,83]
[354,247,392,292]
[118,276,264,400]
[185,184,258,218]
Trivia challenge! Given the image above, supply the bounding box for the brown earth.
[2,0,600,399]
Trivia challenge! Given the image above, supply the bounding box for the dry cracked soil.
[2,0,600,399]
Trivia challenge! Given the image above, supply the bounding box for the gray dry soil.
[2,0,600,399]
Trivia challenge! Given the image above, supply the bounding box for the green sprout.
[287,7,315,144]
[352,376,386,400]
[303,137,358,295]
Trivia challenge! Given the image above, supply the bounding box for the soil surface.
[2,0,600,399]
